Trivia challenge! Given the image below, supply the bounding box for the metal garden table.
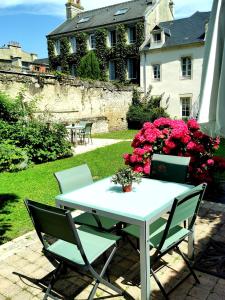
[55,177,193,300]
[65,124,85,145]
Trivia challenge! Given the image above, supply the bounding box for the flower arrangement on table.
[111,167,142,192]
[123,117,225,186]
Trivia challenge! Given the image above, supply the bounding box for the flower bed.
[124,118,225,185]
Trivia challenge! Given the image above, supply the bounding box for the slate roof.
[33,58,49,65]
[48,0,153,37]
[142,11,210,50]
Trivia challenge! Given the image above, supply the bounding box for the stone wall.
[0,71,133,132]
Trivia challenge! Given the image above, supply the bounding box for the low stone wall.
[0,71,134,132]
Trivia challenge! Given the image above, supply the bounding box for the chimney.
[169,0,174,17]
[66,0,83,20]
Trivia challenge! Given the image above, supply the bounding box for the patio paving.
[1,200,225,299]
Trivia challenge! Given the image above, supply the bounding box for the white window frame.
[114,8,128,16]
[152,64,161,81]
[152,32,162,44]
[89,34,96,50]
[180,97,191,118]
[181,56,192,79]
[54,40,60,55]
[128,27,136,44]
[127,58,137,80]
[70,37,77,53]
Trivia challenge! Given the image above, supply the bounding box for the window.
[70,37,76,53]
[78,17,90,23]
[152,64,161,80]
[114,8,128,16]
[109,61,117,80]
[153,33,161,43]
[109,30,117,47]
[181,57,192,78]
[34,66,40,72]
[128,27,136,44]
[127,58,137,80]
[71,65,76,77]
[181,97,191,118]
[55,40,60,55]
[89,34,96,49]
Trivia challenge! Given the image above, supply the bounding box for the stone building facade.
[47,0,174,84]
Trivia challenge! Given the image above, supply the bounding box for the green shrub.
[9,121,72,163]
[127,88,169,129]
[77,51,101,80]
[0,141,28,172]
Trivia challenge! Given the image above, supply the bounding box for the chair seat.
[74,212,118,231]
[47,226,120,265]
[123,217,190,252]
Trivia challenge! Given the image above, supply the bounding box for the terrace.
[1,130,225,299]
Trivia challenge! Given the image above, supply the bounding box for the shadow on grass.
[0,193,19,245]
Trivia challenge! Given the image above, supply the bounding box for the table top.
[66,124,84,130]
[56,177,193,223]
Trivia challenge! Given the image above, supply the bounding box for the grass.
[92,129,138,139]
[0,142,132,243]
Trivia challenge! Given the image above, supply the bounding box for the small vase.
[122,184,132,192]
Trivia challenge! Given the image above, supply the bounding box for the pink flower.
[163,146,171,154]
[143,145,153,152]
[134,148,146,156]
[181,135,191,144]
[187,119,200,130]
[143,162,150,174]
[130,155,138,163]
[187,141,196,151]
[133,165,144,173]
[123,153,130,160]
[165,139,176,149]
[207,159,214,166]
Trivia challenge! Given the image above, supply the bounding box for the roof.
[142,11,210,50]
[33,58,49,65]
[48,0,154,37]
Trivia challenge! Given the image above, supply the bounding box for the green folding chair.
[25,199,123,300]
[122,183,207,299]
[54,164,119,232]
[150,154,191,183]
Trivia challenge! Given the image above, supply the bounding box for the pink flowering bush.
[124,117,225,185]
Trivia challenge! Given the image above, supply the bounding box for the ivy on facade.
[47,21,144,82]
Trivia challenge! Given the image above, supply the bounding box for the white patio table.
[55,177,193,300]
[65,124,85,145]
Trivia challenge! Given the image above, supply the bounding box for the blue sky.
[0,0,213,58]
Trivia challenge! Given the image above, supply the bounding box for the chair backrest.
[158,183,207,252]
[84,122,93,134]
[54,164,93,194]
[79,120,87,126]
[150,154,191,183]
[24,199,88,263]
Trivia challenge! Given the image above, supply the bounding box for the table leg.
[139,222,150,300]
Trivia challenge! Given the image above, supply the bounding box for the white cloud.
[174,0,213,18]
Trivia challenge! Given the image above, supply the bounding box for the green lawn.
[93,129,138,139]
[0,142,132,243]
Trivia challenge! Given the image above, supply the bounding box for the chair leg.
[88,247,122,300]
[151,268,169,300]
[43,262,63,300]
[175,246,200,284]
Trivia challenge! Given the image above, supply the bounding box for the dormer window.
[114,8,128,16]
[153,32,161,43]
[78,17,90,23]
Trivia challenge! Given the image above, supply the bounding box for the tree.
[77,51,101,80]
